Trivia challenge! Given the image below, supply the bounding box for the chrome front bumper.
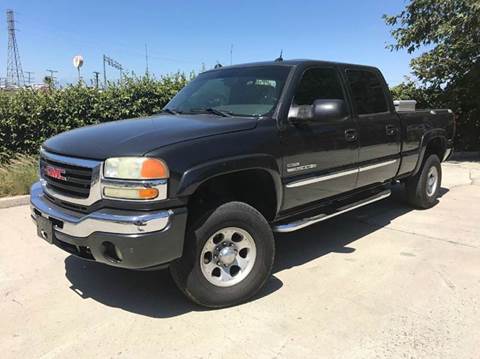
[30,181,171,238]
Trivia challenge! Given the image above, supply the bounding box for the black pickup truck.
[31,59,455,307]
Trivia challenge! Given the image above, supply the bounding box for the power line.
[6,9,25,88]
[103,54,123,87]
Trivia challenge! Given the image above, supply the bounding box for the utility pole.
[145,43,149,76]
[230,44,233,65]
[6,9,25,88]
[92,71,100,88]
[46,69,58,87]
[25,71,34,85]
[103,55,107,87]
[103,54,124,86]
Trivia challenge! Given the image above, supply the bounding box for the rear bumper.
[30,181,187,269]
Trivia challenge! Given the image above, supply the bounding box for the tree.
[384,0,480,87]
[390,82,442,109]
[385,0,480,150]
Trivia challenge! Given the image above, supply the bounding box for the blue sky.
[0,0,417,86]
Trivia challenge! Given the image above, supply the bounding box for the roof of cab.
[203,59,380,73]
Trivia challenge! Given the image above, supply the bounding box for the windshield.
[165,65,292,117]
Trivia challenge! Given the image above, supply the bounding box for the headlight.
[104,157,169,180]
[102,157,168,201]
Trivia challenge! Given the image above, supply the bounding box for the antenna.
[275,50,284,62]
[6,10,25,87]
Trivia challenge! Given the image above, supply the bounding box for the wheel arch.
[177,154,283,221]
[412,130,448,176]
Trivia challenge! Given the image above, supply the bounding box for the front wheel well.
[188,169,278,222]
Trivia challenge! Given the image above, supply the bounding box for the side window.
[293,68,345,106]
[346,69,388,114]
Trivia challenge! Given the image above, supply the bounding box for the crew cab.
[31,59,455,308]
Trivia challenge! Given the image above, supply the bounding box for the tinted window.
[293,68,345,106]
[346,69,388,114]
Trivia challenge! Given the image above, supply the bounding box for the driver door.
[280,66,359,211]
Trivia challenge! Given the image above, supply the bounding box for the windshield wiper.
[190,107,232,117]
[161,108,180,115]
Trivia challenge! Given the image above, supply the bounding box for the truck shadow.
[64,256,284,318]
[64,184,449,318]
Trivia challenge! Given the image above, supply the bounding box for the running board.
[272,189,391,233]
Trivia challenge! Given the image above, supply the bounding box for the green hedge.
[0,73,190,162]
[2,72,478,162]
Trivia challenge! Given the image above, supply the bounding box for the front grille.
[40,156,93,199]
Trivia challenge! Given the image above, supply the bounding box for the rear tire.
[170,201,275,308]
[405,154,442,209]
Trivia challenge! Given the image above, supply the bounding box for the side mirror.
[288,99,348,123]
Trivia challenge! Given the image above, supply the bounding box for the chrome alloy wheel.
[200,227,257,287]
[426,166,439,197]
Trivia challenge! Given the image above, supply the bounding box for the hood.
[43,114,257,160]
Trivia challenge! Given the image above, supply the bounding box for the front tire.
[406,154,442,209]
[170,201,275,308]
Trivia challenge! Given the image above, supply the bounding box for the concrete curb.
[0,195,30,209]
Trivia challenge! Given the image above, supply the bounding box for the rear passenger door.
[344,68,401,188]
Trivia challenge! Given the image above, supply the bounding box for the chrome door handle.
[385,125,398,136]
[344,129,358,142]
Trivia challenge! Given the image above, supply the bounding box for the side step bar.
[272,189,391,233]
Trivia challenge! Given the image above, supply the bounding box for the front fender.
[176,154,283,213]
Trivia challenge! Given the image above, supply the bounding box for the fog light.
[103,187,159,200]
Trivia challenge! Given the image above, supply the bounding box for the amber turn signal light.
[140,158,169,179]
[103,187,159,200]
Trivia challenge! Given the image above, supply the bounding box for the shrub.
[0,154,38,197]
[0,73,190,162]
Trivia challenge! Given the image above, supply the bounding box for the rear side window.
[293,67,345,106]
[346,69,388,115]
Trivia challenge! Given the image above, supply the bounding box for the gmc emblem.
[44,165,66,181]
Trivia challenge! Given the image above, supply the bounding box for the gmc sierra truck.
[31,59,455,308]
